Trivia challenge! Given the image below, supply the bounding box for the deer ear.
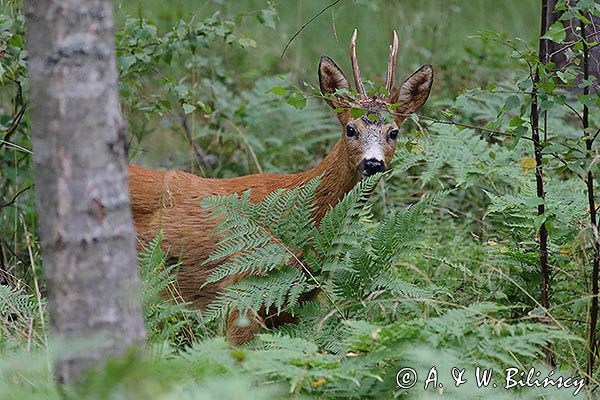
[390,64,433,122]
[319,56,351,110]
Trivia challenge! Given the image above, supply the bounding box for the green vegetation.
[2,0,600,398]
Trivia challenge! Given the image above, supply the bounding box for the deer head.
[318,30,433,177]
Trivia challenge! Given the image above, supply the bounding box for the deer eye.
[346,125,358,138]
[389,128,399,141]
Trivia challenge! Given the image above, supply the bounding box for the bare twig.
[550,151,585,181]
[592,128,600,144]
[0,238,29,269]
[0,105,26,151]
[280,0,344,58]
[416,114,533,141]
[5,75,23,115]
[548,30,600,60]
[0,185,32,209]
[180,114,214,175]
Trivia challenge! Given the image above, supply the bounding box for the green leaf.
[286,93,307,109]
[350,108,367,118]
[539,100,555,112]
[268,87,287,96]
[509,116,525,128]
[542,22,566,42]
[196,100,210,113]
[258,8,278,30]
[182,103,196,114]
[238,37,257,48]
[524,197,544,208]
[503,95,520,111]
[578,93,597,107]
[117,55,136,73]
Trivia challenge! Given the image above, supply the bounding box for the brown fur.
[129,53,433,345]
[129,140,359,344]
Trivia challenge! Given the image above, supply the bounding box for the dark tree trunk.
[24,0,146,383]
[583,21,600,378]
[546,0,600,377]
[547,0,600,90]
[532,0,554,367]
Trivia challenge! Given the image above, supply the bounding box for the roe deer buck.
[129,30,433,345]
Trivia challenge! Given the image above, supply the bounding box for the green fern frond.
[204,266,315,323]
[0,284,41,348]
[137,231,194,346]
[312,174,380,259]
[205,244,291,285]
[0,285,37,318]
[370,191,445,267]
[201,178,320,286]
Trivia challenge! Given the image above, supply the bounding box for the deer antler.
[385,30,398,97]
[350,29,367,99]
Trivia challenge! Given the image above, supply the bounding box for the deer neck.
[302,139,359,221]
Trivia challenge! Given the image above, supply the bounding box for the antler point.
[349,29,366,98]
[385,30,399,97]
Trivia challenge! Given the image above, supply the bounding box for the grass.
[113,0,541,172]
[7,0,600,397]
[114,0,540,96]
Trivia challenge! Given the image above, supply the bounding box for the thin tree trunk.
[547,0,600,89]
[24,0,146,384]
[581,16,600,380]
[532,0,554,366]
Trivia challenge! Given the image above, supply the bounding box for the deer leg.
[226,307,299,345]
[226,309,265,346]
[256,288,321,330]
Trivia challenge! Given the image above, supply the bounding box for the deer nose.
[360,158,385,176]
